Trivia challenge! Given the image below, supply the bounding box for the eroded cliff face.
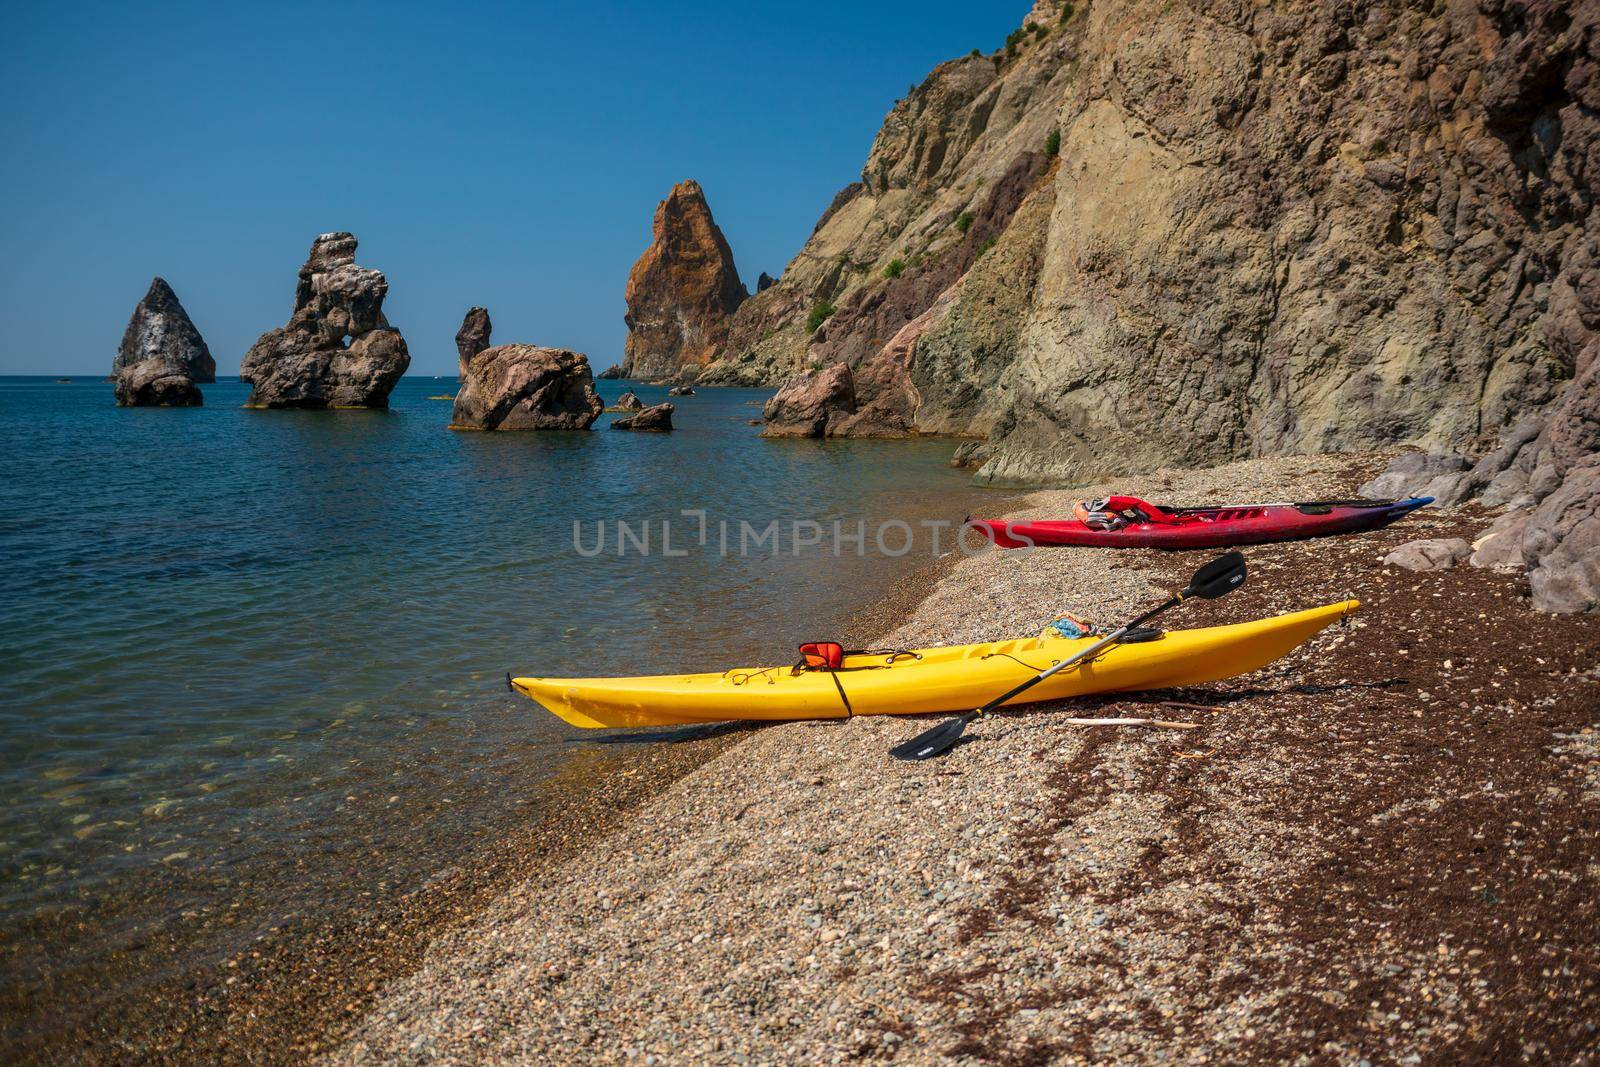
[622,180,747,381]
[710,0,1597,487]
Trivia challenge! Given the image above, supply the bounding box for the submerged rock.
[610,402,674,432]
[622,180,747,381]
[456,307,492,371]
[239,232,410,409]
[112,277,215,384]
[451,345,603,431]
[667,386,695,397]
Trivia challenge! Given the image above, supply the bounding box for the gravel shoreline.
[316,452,1588,1062]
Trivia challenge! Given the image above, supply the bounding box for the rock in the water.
[610,402,674,432]
[761,364,857,438]
[451,345,603,431]
[112,277,215,384]
[611,390,644,411]
[239,232,410,409]
[114,360,202,407]
[757,272,778,292]
[1383,539,1473,572]
[667,386,695,397]
[622,180,747,381]
[456,307,492,371]
[597,364,626,380]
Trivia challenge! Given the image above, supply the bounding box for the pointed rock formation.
[451,345,603,431]
[112,278,209,406]
[622,180,747,381]
[456,307,492,372]
[112,277,215,385]
[240,232,410,409]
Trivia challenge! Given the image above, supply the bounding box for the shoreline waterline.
[0,375,1014,1061]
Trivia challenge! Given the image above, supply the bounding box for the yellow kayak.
[511,600,1358,729]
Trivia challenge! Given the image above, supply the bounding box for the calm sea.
[0,373,999,1043]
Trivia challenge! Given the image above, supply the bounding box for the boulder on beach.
[610,402,674,432]
[450,345,603,431]
[1382,538,1473,572]
[112,277,215,385]
[239,232,410,409]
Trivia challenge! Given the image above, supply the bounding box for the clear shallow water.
[0,375,998,1013]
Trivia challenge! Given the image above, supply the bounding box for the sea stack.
[621,180,746,382]
[239,232,410,408]
[451,345,604,431]
[112,278,210,406]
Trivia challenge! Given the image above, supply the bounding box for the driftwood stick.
[1156,700,1216,712]
[1061,717,1200,730]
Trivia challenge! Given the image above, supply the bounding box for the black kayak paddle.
[887,550,1247,761]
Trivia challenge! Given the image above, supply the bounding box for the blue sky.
[0,1,1026,376]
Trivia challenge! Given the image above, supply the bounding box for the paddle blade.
[1186,550,1246,599]
[889,713,977,761]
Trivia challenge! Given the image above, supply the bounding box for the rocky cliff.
[705,0,1597,488]
[622,180,747,381]
[240,232,410,409]
[112,277,215,384]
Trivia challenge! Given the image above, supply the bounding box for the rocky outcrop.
[611,390,644,411]
[1362,307,1598,610]
[240,232,410,409]
[450,345,603,431]
[667,386,695,397]
[757,272,778,293]
[112,277,215,384]
[456,307,492,371]
[691,0,1598,489]
[610,402,674,432]
[761,363,857,438]
[622,181,747,381]
[597,364,626,380]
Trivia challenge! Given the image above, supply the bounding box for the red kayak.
[970,496,1433,550]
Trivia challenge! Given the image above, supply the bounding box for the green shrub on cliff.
[955,211,974,234]
[806,301,837,334]
[1045,128,1060,156]
[883,259,906,279]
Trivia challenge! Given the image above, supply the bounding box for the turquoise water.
[0,374,996,1030]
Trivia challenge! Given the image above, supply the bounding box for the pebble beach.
[322,450,1599,1064]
